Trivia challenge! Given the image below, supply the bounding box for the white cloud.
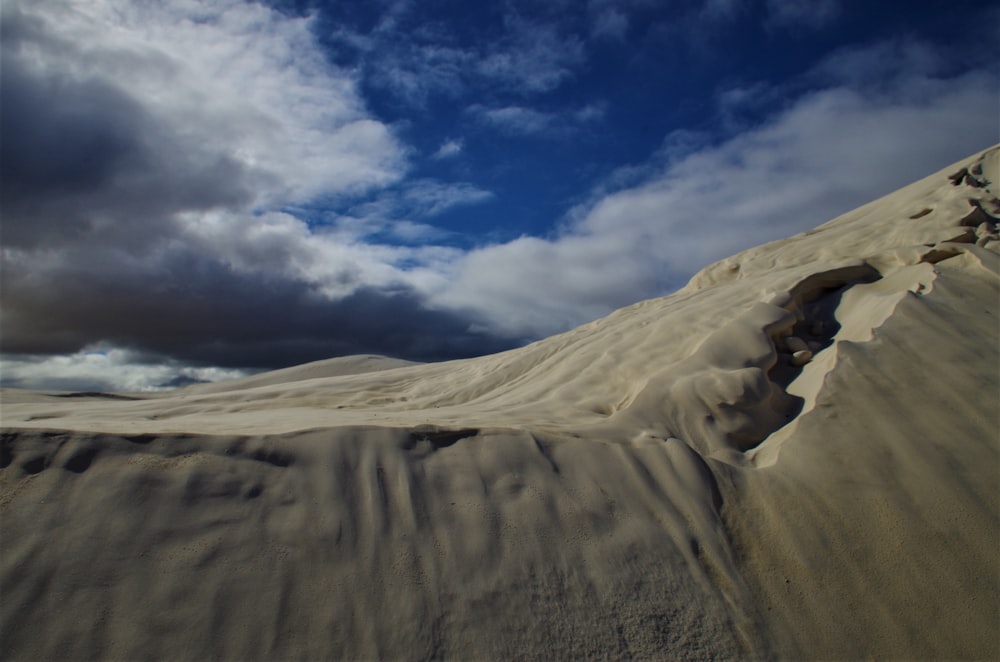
[385,220,454,244]
[433,139,464,159]
[431,58,997,338]
[0,346,250,392]
[172,177,493,301]
[469,102,605,136]
[0,0,416,310]
[3,1,996,393]
[1,0,512,388]
[0,0,491,325]
[471,105,555,135]
[176,207,469,300]
[28,0,406,203]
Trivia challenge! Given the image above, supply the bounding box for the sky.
[1,0,997,391]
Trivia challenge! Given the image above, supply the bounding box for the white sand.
[2,146,998,660]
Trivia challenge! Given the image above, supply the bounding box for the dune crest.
[2,146,998,660]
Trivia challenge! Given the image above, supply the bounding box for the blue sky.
[1,0,997,391]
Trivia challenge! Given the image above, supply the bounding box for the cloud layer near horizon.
[2,0,997,390]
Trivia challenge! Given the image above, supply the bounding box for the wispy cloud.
[765,0,841,29]
[475,16,585,94]
[328,2,586,108]
[470,105,556,135]
[589,6,628,40]
[340,180,494,240]
[348,39,473,108]
[701,0,747,21]
[468,103,606,136]
[399,180,495,217]
[809,37,953,89]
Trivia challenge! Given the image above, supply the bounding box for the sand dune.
[2,146,998,660]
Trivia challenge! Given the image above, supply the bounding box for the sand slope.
[2,146,998,660]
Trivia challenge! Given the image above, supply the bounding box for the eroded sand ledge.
[2,147,998,660]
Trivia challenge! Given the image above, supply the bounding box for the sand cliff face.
[2,147,998,660]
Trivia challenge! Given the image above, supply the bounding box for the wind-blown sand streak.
[2,146,998,660]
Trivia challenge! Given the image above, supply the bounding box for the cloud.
[1,243,512,369]
[333,180,494,244]
[2,0,995,392]
[0,0,405,252]
[351,40,473,108]
[328,2,586,108]
[714,82,781,131]
[765,0,840,29]
[432,139,464,159]
[469,103,605,137]
[475,17,585,94]
[574,103,607,123]
[470,105,556,135]
[0,347,250,392]
[810,37,952,89]
[590,7,628,40]
[432,49,997,338]
[399,180,495,217]
[0,0,518,386]
[701,0,747,21]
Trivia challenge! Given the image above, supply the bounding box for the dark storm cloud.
[0,246,518,369]
[1,0,483,381]
[0,36,256,251]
